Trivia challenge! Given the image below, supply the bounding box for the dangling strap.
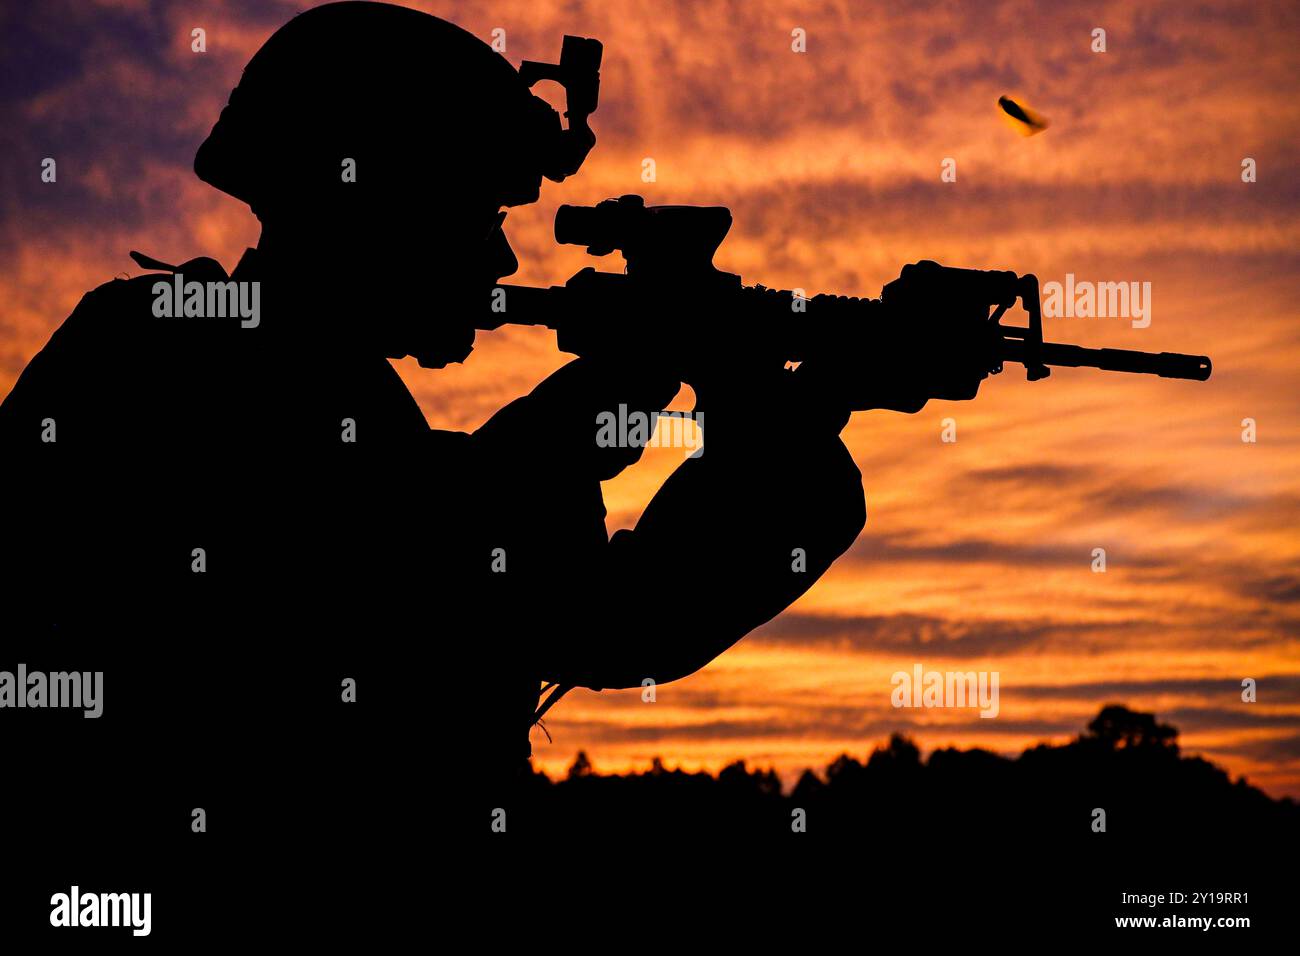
[534,683,573,723]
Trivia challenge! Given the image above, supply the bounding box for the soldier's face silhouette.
[265,182,526,368]
[383,189,522,366]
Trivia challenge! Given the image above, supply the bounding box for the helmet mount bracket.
[518,35,603,182]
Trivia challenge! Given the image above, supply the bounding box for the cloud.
[1217,733,1300,763]
[750,610,1146,657]
[1014,675,1300,703]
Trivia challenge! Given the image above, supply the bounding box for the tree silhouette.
[509,704,1296,850]
[567,750,594,779]
[1084,704,1179,751]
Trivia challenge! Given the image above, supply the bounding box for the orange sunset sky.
[2,0,1299,795]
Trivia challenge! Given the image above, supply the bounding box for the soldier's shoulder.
[79,254,230,309]
[56,255,229,342]
[73,273,159,316]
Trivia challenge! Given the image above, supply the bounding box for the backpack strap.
[128,250,180,272]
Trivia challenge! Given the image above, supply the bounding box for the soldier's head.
[194,2,596,366]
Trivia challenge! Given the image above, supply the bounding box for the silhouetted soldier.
[0,2,989,853]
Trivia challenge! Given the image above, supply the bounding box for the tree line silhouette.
[503,705,1298,842]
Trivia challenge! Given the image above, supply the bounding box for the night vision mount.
[519,35,603,182]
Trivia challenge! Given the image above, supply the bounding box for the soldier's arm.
[548,397,864,689]
[471,360,865,690]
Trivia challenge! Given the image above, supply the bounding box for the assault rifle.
[479,194,1211,409]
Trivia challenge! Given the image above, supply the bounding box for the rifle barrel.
[1001,339,1211,381]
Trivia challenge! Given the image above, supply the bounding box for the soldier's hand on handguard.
[861,263,1003,412]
